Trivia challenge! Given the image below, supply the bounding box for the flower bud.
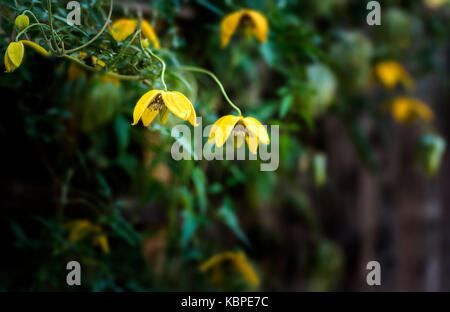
[15,15,30,31]
[141,38,149,49]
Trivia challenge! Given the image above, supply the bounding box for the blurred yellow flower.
[390,97,434,124]
[132,90,198,127]
[199,251,260,286]
[423,0,449,9]
[221,9,268,47]
[374,61,414,90]
[65,219,110,254]
[4,40,49,72]
[110,18,160,49]
[208,115,269,154]
[67,53,120,86]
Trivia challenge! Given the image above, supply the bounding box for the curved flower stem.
[64,0,113,54]
[64,55,142,81]
[145,47,168,92]
[16,23,51,41]
[177,66,242,116]
[22,9,54,51]
[47,0,61,53]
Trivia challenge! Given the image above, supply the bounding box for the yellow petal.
[220,11,245,47]
[162,91,198,126]
[4,49,15,72]
[244,10,269,43]
[110,19,138,42]
[141,20,160,49]
[243,116,270,145]
[246,133,259,154]
[20,40,50,56]
[231,252,260,286]
[208,115,228,144]
[6,41,24,69]
[132,90,161,125]
[199,251,234,272]
[212,115,241,147]
[142,108,159,126]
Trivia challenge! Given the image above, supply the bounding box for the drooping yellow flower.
[199,251,260,286]
[374,61,414,90]
[110,18,160,49]
[4,40,50,72]
[221,9,268,47]
[132,90,198,127]
[15,14,30,31]
[65,219,110,254]
[390,97,434,123]
[208,115,269,154]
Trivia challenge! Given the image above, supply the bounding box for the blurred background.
[0,0,449,291]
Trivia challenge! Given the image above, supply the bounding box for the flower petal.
[211,115,241,147]
[110,19,138,42]
[132,90,160,125]
[20,40,50,56]
[162,91,198,126]
[142,108,159,126]
[141,20,160,49]
[245,10,269,43]
[6,41,24,68]
[243,116,270,144]
[221,11,245,47]
[246,133,259,154]
[4,49,15,72]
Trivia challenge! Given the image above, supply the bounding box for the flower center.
[149,94,165,111]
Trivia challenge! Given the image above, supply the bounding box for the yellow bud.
[141,38,149,49]
[15,15,30,31]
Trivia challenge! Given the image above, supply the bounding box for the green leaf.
[280,94,294,118]
[217,198,250,246]
[181,209,198,248]
[192,167,207,214]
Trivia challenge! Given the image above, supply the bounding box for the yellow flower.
[67,53,120,86]
[65,219,110,254]
[132,90,198,127]
[110,18,160,49]
[199,251,260,286]
[221,9,268,47]
[4,40,50,72]
[208,115,270,154]
[390,97,434,123]
[374,61,414,90]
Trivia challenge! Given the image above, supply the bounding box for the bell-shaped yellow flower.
[132,90,198,127]
[390,97,434,123]
[208,115,270,154]
[221,9,268,47]
[374,61,414,90]
[4,40,50,72]
[4,42,24,72]
[199,251,260,286]
[110,18,160,49]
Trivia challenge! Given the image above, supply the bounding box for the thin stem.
[16,23,51,41]
[64,55,142,81]
[64,0,113,54]
[47,0,60,53]
[177,66,242,116]
[22,9,54,51]
[110,29,141,68]
[145,48,167,91]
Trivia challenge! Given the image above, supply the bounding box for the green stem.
[64,55,142,81]
[64,0,113,54]
[22,9,54,51]
[16,23,51,41]
[47,0,60,53]
[145,48,168,91]
[177,66,242,116]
